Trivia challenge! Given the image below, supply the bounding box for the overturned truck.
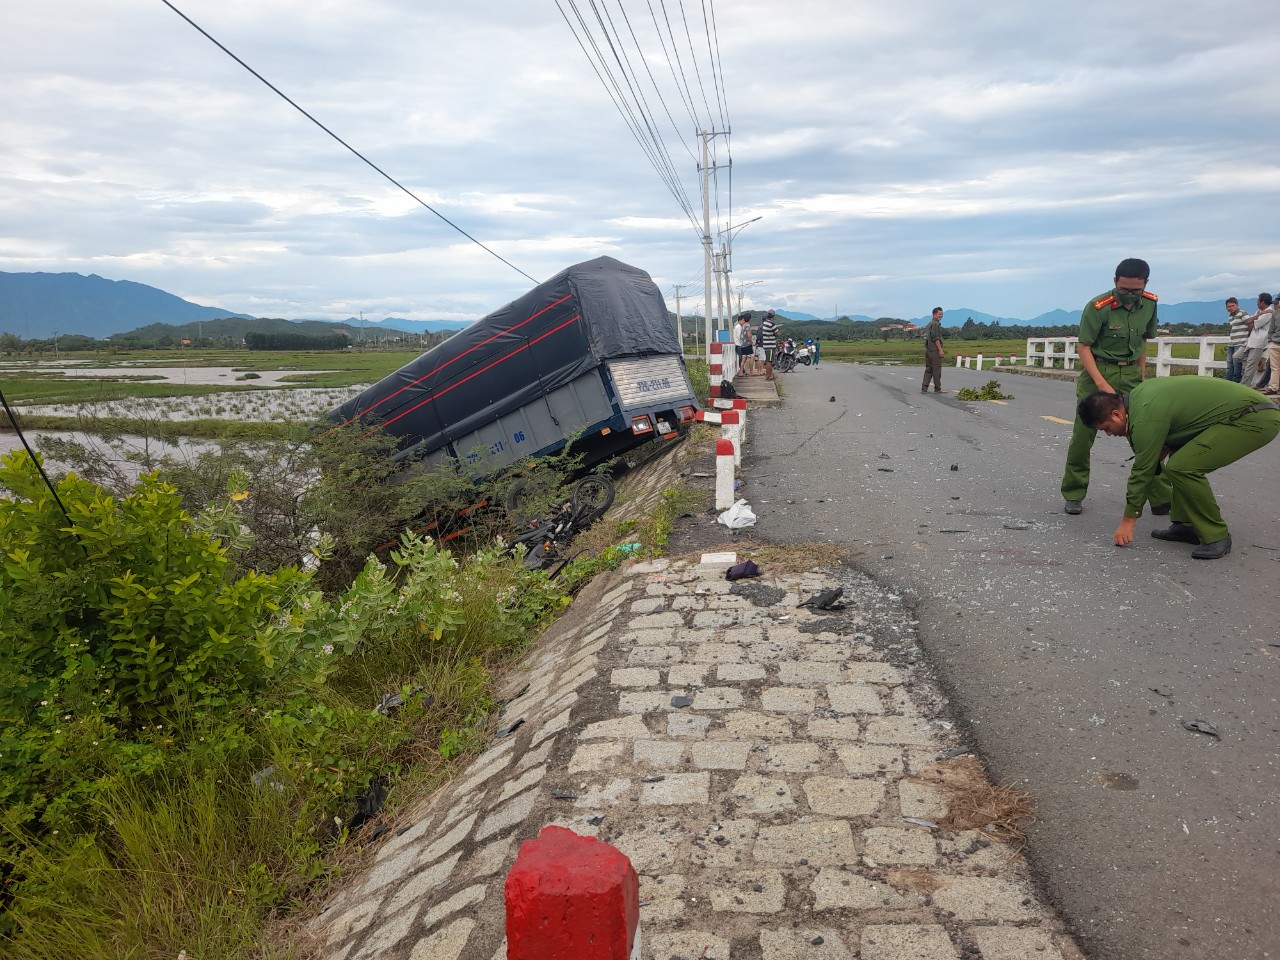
[330,256,699,478]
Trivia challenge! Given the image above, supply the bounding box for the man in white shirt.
[1238,293,1273,389]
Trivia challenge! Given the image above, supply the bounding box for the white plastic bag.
[717,498,757,529]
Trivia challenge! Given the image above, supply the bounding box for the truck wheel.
[571,475,616,520]
[504,479,537,520]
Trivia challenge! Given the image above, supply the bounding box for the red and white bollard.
[715,438,736,510]
[721,409,743,466]
[505,826,640,960]
[708,342,724,400]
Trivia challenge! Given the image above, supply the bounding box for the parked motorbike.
[793,343,813,366]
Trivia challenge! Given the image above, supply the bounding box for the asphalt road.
[743,360,1280,960]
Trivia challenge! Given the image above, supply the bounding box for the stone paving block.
[724,625,766,644]
[474,788,538,842]
[634,740,685,767]
[627,643,682,664]
[798,641,853,662]
[759,929,853,960]
[463,834,515,878]
[861,924,958,960]
[667,713,712,737]
[579,715,652,740]
[408,917,475,960]
[692,610,739,628]
[826,684,886,714]
[611,666,661,687]
[691,818,758,866]
[802,777,887,817]
[670,594,708,610]
[717,662,767,681]
[667,663,709,686]
[385,851,463,913]
[863,827,938,866]
[764,742,825,773]
[754,820,858,866]
[569,740,628,773]
[889,687,926,716]
[691,740,753,770]
[644,931,731,960]
[417,813,478,866]
[865,717,939,746]
[630,597,667,614]
[420,883,487,929]
[968,926,1066,960]
[746,641,792,661]
[932,876,1043,921]
[612,826,686,873]
[844,662,909,685]
[514,737,555,774]
[691,642,745,663]
[937,830,1019,870]
[898,780,951,820]
[777,661,847,685]
[496,763,547,803]
[706,869,787,913]
[761,686,818,713]
[810,868,918,910]
[628,559,670,574]
[807,717,863,741]
[693,686,745,710]
[321,894,383,943]
[835,744,905,775]
[730,774,797,813]
[572,777,634,809]
[630,611,684,629]
[638,874,688,922]
[530,707,573,747]
[619,690,679,713]
[715,710,793,740]
[641,771,711,805]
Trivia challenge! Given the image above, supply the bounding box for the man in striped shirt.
[1224,297,1250,382]
[760,310,779,381]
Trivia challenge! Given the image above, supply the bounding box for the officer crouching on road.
[1078,377,1280,560]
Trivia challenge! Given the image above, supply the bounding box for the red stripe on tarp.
[339,293,576,426]
[366,314,582,436]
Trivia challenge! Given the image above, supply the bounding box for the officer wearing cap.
[1078,377,1280,559]
[1060,257,1171,515]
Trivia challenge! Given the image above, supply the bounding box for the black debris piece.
[950,464,959,471]
[642,775,666,783]
[348,776,388,832]
[1182,719,1220,738]
[725,559,761,581]
[670,696,694,708]
[877,467,894,473]
[1150,686,1174,698]
[495,717,525,738]
[829,396,836,402]
[1002,523,1030,531]
[550,789,579,800]
[811,936,825,945]
[587,815,605,826]
[799,587,846,611]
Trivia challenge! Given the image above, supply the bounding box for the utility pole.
[699,127,730,365]
[672,284,686,355]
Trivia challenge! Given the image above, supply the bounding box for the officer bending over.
[1078,376,1280,560]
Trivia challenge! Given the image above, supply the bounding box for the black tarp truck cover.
[330,256,698,472]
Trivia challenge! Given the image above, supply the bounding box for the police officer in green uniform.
[1078,377,1280,559]
[1060,258,1171,515]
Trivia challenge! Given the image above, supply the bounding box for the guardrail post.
[1197,337,1216,377]
[506,825,640,960]
[976,353,985,371]
[708,342,724,399]
[955,355,962,368]
[721,409,743,466]
[715,438,736,510]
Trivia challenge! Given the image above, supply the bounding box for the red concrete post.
[505,825,640,960]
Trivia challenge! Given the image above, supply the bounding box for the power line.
[158,0,537,283]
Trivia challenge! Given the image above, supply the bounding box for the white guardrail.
[954,336,1231,377]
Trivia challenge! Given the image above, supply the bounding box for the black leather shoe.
[1063,500,1083,515]
[1150,502,1171,516]
[1191,537,1232,560]
[1151,523,1199,544]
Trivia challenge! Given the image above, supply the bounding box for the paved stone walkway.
[306,552,1082,960]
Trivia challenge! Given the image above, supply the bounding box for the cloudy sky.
[3,0,1278,325]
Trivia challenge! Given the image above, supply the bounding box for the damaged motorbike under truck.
[329,256,700,531]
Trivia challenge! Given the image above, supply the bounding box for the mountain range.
[0,270,1231,340]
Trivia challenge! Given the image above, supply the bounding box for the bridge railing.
[1021,336,1230,377]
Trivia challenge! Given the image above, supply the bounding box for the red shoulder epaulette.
[1093,294,1117,310]
[1142,290,1158,302]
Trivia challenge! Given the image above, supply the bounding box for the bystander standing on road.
[1265,295,1280,395]
[1059,258,1170,516]
[922,307,945,393]
[1079,377,1280,559]
[1237,293,1273,389]
[812,336,821,366]
[760,310,779,381]
[1224,296,1251,382]
[734,313,753,379]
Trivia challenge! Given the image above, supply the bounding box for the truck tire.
[571,475,616,521]
[504,479,537,520]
